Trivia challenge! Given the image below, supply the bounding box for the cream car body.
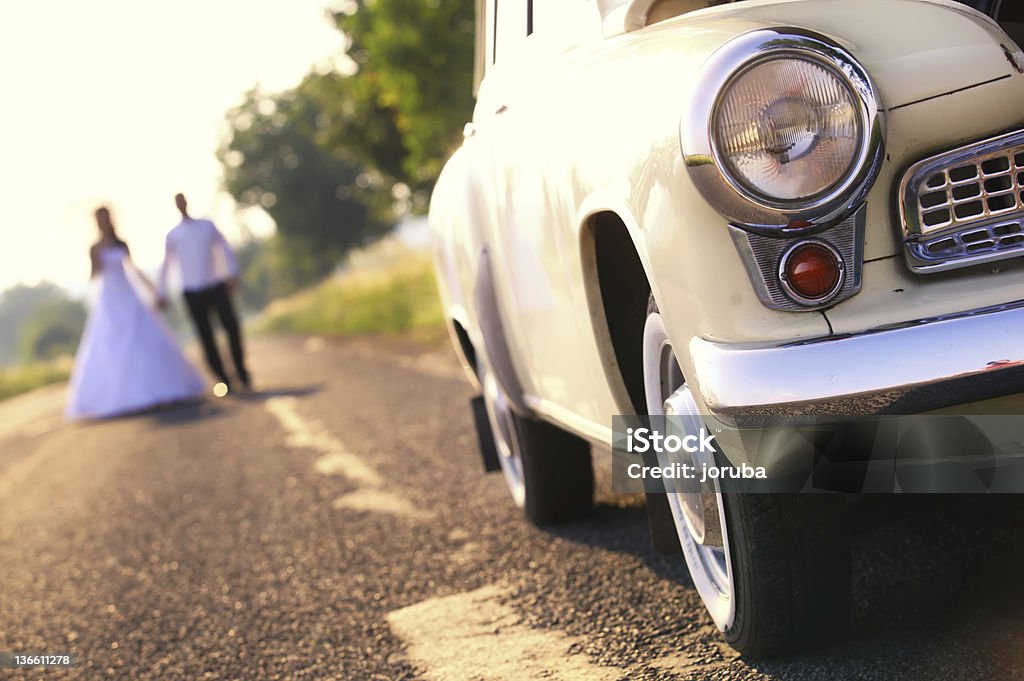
[434,0,1024,436]
[429,0,1024,655]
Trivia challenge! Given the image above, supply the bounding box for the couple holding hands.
[66,193,252,420]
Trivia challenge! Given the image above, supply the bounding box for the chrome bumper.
[690,301,1024,417]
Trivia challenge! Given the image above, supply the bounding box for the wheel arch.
[445,306,481,391]
[578,202,657,417]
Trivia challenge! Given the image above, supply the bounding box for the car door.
[482,1,612,427]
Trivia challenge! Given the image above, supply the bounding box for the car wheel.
[642,296,850,656]
[480,357,594,525]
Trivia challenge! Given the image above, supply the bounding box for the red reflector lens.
[783,243,841,301]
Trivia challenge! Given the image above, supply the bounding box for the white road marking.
[445,528,486,565]
[313,452,362,477]
[387,585,621,681]
[332,489,435,520]
[264,396,432,521]
[447,541,485,566]
[265,397,382,488]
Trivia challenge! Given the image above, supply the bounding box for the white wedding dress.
[66,246,206,420]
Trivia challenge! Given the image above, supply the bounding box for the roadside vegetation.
[0,359,71,403]
[0,283,84,403]
[255,237,446,344]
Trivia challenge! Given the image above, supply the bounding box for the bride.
[66,206,206,419]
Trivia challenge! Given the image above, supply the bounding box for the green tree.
[332,0,476,202]
[300,70,411,221]
[218,0,476,304]
[308,72,406,177]
[235,236,337,309]
[18,297,88,362]
[0,283,74,365]
[220,83,393,298]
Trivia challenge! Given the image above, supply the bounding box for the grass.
[0,358,71,403]
[256,242,447,344]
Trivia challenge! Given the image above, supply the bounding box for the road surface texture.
[2,335,1023,680]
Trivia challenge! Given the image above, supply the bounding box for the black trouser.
[183,282,249,387]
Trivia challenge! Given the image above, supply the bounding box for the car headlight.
[715,57,861,202]
[682,29,883,231]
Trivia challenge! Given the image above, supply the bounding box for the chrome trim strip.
[681,28,884,232]
[689,302,1024,415]
[728,205,865,311]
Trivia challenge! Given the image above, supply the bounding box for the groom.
[158,193,251,394]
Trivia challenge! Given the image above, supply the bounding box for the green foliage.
[0,282,82,402]
[333,0,476,200]
[257,254,445,342]
[0,283,86,366]
[0,361,70,403]
[219,82,394,298]
[236,235,339,310]
[18,298,88,362]
[301,71,412,220]
[219,0,476,310]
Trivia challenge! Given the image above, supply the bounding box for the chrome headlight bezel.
[681,28,884,233]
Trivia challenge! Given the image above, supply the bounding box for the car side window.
[492,0,529,65]
[482,0,601,78]
[531,0,603,46]
[997,4,1024,49]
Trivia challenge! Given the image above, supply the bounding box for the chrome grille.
[915,152,1024,231]
[899,129,1024,274]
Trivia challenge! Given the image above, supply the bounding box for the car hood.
[657,0,1020,110]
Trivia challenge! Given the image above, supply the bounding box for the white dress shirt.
[159,217,239,295]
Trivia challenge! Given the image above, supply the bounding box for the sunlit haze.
[0,1,347,293]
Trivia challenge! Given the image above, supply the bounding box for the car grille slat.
[899,129,1024,273]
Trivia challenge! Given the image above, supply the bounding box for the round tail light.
[780,241,844,305]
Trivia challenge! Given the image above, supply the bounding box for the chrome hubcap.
[643,310,735,630]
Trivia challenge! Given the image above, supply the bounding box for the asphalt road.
[2,335,1024,680]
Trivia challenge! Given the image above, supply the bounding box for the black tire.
[515,412,595,525]
[643,295,850,656]
[477,350,594,526]
[646,488,684,556]
[722,492,851,657]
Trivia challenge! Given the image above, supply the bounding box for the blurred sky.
[0,1,347,293]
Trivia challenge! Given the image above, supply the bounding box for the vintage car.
[428,0,1024,656]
